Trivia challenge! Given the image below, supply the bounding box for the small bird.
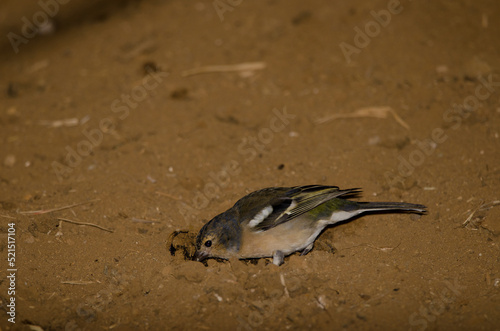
[194,185,426,266]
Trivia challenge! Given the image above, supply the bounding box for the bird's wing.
[239,185,360,232]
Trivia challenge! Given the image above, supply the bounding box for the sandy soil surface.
[1,0,499,330]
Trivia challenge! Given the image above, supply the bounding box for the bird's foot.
[272,250,285,266]
[300,243,314,256]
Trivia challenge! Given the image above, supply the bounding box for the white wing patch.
[248,206,273,228]
[285,200,297,215]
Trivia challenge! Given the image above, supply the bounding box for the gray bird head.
[194,211,241,262]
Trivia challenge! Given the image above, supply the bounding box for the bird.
[194,185,426,266]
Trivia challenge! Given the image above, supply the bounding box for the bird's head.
[194,213,241,262]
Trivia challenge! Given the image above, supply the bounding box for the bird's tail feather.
[328,201,426,223]
[353,201,426,213]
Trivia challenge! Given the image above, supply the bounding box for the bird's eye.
[204,240,212,248]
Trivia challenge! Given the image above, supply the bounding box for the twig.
[26,324,44,331]
[155,191,181,201]
[61,280,94,285]
[342,241,401,252]
[39,118,79,128]
[315,295,334,320]
[0,214,16,219]
[19,199,100,215]
[462,208,479,229]
[280,273,290,298]
[315,106,410,130]
[55,220,64,238]
[389,108,411,130]
[182,62,266,77]
[462,200,500,228]
[57,217,114,233]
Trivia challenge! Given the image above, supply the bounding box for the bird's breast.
[237,218,327,259]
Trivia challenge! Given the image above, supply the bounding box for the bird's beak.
[194,250,208,262]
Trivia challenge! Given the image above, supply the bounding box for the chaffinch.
[194,185,426,266]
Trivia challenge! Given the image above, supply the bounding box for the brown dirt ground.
[1,0,500,330]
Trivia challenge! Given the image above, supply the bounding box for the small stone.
[436,65,449,74]
[24,233,35,244]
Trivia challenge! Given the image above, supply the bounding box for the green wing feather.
[236,185,360,231]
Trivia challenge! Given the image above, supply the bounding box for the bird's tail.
[354,201,427,213]
[327,200,426,223]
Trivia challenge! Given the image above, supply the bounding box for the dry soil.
[0,0,499,330]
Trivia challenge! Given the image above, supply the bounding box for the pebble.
[24,233,35,244]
